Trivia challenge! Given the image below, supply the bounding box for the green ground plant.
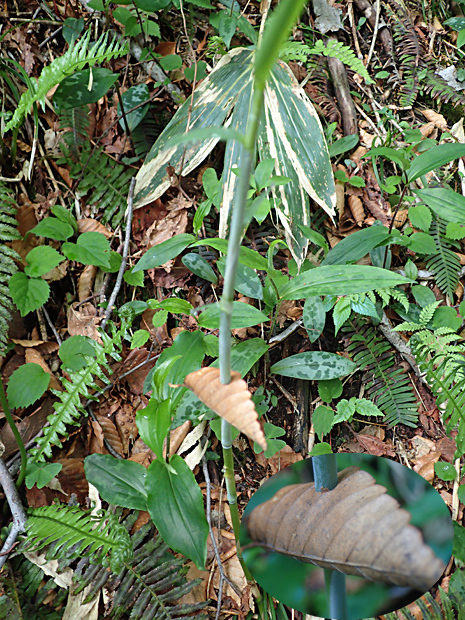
[2,0,465,618]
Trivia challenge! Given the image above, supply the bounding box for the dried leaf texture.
[184,367,267,451]
[247,467,445,591]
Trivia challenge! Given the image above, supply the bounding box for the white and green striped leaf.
[135,47,336,268]
[134,48,253,209]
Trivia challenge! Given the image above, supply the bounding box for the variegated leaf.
[134,48,254,209]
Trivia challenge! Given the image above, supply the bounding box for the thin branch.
[101,177,135,330]
[0,458,27,570]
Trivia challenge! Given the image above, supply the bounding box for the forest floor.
[1,0,465,619]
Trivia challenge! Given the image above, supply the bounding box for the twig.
[38,26,63,48]
[347,0,363,61]
[365,0,380,68]
[35,308,48,341]
[377,312,425,383]
[268,319,303,345]
[101,178,135,330]
[42,306,62,346]
[0,458,27,570]
[201,451,241,620]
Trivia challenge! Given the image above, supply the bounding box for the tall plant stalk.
[217,0,309,601]
[313,454,348,620]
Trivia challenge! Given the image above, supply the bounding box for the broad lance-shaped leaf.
[256,58,336,266]
[134,47,335,267]
[134,47,253,209]
[184,367,267,451]
[247,467,445,591]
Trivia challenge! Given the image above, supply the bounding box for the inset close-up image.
[240,453,453,620]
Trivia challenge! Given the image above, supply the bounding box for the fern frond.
[0,552,67,619]
[74,517,208,620]
[24,505,132,573]
[4,31,128,133]
[424,71,465,107]
[0,183,21,355]
[63,143,134,227]
[279,41,313,63]
[307,39,374,85]
[29,321,124,463]
[59,106,90,159]
[343,317,418,427]
[427,220,461,300]
[411,330,465,455]
[393,301,442,332]
[373,287,409,313]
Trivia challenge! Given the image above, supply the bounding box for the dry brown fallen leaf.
[183,367,267,451]
[421,109,448,130]
[247,467,445,591]
[348,195,364,227]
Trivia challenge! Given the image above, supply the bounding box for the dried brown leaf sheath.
[247,467,445,591]
[184,367,267,451]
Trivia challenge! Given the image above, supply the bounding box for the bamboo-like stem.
[217,0,309,611]
[313,454,348,620]
[0,380,27,488]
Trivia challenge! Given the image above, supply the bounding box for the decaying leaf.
[184,367,267,451]
[247,466,445,591]
[392,209,409,229]
[348,195,364,227]
[421,109,448,130]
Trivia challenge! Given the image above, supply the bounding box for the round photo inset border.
[240,453,453,620]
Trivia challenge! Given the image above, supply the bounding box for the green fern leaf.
[308,39,374,84]
[0,183,21,355]
[4,31,128,133]
[25,505,132,573]
[411,330,465,455]
[63,142,134,227]
[29,321,125,463]
[427,220,460,300]
[344,317,418,427]
[74,517,208,620]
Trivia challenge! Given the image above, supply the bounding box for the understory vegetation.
[1,0,465,618]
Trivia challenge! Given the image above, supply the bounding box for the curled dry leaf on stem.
[247,466,445,591]
[183,367,267,451]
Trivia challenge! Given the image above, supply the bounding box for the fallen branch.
[0,456,27,570]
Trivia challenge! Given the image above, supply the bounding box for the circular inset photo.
[240,453,453,620]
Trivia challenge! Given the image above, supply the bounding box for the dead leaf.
[78,264,98,302]
[115,405,136,454]
[256,444,303,473]
[247,467,445,591]
[77,218,113,238]
[421,109,448,130]
[177,562,209,605]
[184,367,267,451]
[94,413,125,456]
[355,433,395,456]
[57,459,88,504]
[392,210,409,228]
[348,195,364,227]
[67,303,102,342]
[414,451,440,483]
[211,552,246,606]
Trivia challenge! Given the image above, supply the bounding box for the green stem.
[0,380,27,488]
[313,454,348,620]
[312,452,338,491]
